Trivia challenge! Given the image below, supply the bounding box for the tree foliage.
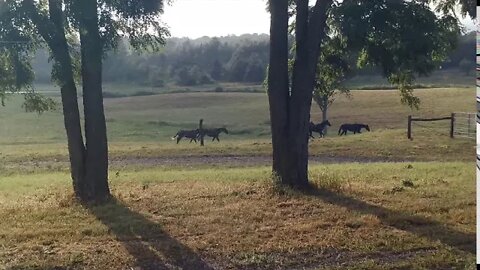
[331,0,461,108]
[313,36,351,116]
[0,0,57,113]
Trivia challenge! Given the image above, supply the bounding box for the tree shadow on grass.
[88,197,213,270]
[305,187,475,254]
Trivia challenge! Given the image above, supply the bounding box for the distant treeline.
[31,32,474,87]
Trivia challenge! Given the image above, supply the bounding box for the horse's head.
[325,120,332,126]
[365,125,370,131]
[221,127,229,134]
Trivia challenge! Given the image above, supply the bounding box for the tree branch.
[22,0,55,46]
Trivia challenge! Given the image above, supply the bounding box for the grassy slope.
[0,163,474,269]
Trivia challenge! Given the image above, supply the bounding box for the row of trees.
[30,31,475,87]
[31,34,270,86]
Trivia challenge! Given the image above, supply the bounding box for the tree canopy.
[330,0,460,108]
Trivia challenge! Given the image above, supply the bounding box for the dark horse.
[172,129,200,144]
[338,123,370,136]
[200,128,228,142]
[309,120,331,138]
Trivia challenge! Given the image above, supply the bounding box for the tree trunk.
[288,58,316,188]
[199,119,204,146]
[267,0,290,182]
[25,0,87,197]
[78,0,110,201]
[268,0,332,188]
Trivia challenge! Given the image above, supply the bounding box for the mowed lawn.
[0,162,475,269]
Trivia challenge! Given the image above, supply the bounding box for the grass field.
[0,163,475,269]
[0,83,476,269]
[0,87,474,144]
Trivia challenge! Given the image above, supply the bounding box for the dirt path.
[4,154,413,171]
[110,154,410,168]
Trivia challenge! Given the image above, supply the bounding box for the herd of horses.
[172,121,370,144]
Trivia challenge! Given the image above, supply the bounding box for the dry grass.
[0,162,474,269]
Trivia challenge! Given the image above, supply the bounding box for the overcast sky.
[162,0,269,38]
[162,0,475,38]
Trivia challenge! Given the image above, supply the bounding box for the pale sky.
[162,0,475,38]
[162,0,270,38]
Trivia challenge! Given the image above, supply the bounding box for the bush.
[214,86,224,92]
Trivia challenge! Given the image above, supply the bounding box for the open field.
[0,87,474,144]
[33,70,474,97]
[0,129,474,177]
[0,86,474,174]
[0,162,475,269]
[344,70,474,89]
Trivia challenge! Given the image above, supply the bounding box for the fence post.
[468,113,471,136]
[199,119,204,146]
[407,115,412,140]
[450,113,455,138]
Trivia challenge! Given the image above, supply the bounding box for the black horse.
[338,123,370,136]
[172,129,200,144]
[309,120,331,138]
[200,128,229,142]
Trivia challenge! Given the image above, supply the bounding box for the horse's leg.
[177,136,182,144]
[212,137,215,142]
[216,136,220,142]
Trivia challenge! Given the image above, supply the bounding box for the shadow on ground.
[307,187,475,254]
[89,197,213,270]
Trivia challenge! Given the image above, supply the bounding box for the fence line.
[407,112,475,140]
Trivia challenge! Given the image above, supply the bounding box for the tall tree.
[1,0,169,201]
[267,0,466,188]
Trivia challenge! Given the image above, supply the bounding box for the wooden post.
[407,115,412,140]
[199,119,204,146]
[450,113,455,138]
[468,113,471,136]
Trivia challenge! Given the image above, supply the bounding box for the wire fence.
[453,112,476,139]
